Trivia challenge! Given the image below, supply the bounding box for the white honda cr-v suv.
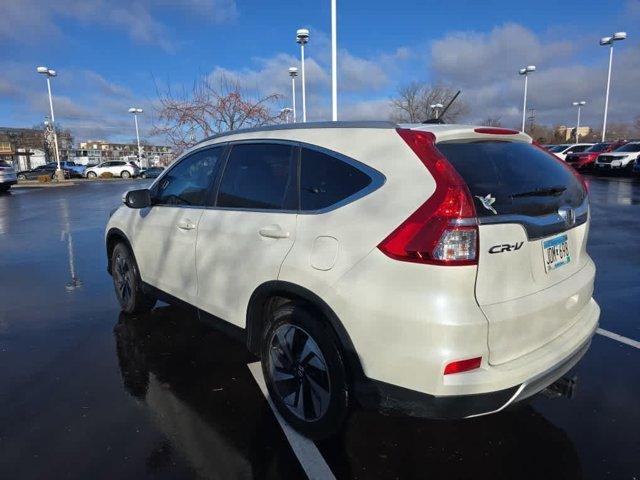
[105,121,599,439]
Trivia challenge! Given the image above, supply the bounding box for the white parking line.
[248,362,336,480]
[596,328,640,349]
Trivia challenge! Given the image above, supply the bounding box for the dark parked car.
[16,163,72,180]
[140,166,165,179]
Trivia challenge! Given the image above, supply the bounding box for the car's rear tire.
[87,171,97,178]
[261,304,349,440]
[121,170,131,179]
[111,242,156,314]
[17,174,26,180]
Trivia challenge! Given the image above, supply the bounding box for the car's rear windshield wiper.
[511,185,567,198]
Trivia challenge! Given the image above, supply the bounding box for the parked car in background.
[106,121,599,439]
[565,141,627,172]
[85,160,140,178]
[0,160,17,192]
[140,166,165,179]
[548,143,594,161]
[57,161,86,177]
[594,141,640,173]
[16,163,72,180]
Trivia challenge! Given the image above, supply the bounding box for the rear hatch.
[436,140,592,365]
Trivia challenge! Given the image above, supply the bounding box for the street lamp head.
[288,66,298,77]
[600,36,613,45]
[613,32,627,41]
[296,28,310,44]
[129,107,143,114]
[519,65,536,75]
[430,103,444,109]
[47,69,56,77]
[36,66,48,74]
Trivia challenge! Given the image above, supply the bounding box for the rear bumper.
[356,330,593,419]
[0,179,17,186]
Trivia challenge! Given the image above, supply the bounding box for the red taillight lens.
[444,357,482,375]
[377,129,478,265]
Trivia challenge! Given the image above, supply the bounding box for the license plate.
[542,234,571,273]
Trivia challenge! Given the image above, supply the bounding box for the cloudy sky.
[1,0,639,144]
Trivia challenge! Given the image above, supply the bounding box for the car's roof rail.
[201,120,398,144]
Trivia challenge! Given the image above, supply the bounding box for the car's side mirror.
[124,189,152,209]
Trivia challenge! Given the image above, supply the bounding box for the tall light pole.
[518,65,536,132]
[600,32,626,141]
[36,66,63,180]
[430,103,444,120]
[331,0,338,121]
[572,101,586,143]
[288,67,298,123]
[296,28,309,122]
[128,107,144,167]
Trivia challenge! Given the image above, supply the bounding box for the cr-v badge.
[489,242,524,254]
[475,194,497,215]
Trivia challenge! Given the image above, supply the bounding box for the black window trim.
[147,139,385,214]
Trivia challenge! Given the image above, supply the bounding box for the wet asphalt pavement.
[0,177,639,480]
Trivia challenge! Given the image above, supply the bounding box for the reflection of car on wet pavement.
[114,308,306,479]
[105,121,599,439]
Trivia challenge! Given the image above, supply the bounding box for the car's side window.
[154,146,224,206]
[300,147,372,211]
[216,143,296,211]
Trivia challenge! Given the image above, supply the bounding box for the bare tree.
[390,82,470,123]
[153,73,283,154]
[480,117,502,127]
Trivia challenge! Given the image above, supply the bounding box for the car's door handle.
[259,225,290,239]
[177,219,197,231]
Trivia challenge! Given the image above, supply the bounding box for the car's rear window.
[436,141,586,218]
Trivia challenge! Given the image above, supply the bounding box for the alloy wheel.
[113,253,134,305]
[268,324,331,422]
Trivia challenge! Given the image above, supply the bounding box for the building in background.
[555,125,592,142]
[0,127,73,170]
[75,140,173,167]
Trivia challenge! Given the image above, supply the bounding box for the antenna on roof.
[422,90,461,124]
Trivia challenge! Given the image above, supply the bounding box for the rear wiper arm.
[511,185,567,198]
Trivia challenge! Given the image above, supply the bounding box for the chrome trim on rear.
[477,198,589,240]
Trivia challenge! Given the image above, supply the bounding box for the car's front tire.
[87,171,97,178]
[121,170,131,179]
[17,174,26,180]
[261,304,349,440]
[111,242,156,314]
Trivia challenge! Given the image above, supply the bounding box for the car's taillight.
[377,129,478,266]
[444,357,482,375]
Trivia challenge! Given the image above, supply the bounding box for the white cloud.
[0,0,238,52]
[429,22,640,129]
